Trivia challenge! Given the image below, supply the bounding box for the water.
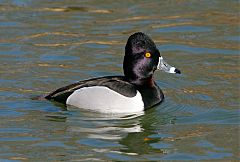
[0,0,239,161]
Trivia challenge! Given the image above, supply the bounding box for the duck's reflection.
[66,106,145,139]
[118,108,176,155]
[46,105,176,155]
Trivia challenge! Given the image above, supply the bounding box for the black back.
[45,76,137,103]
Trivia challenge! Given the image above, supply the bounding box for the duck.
[44,32,181,113]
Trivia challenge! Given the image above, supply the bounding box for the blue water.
[0,0,239,161]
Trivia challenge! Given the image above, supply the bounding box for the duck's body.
[44,32,180,113]
[45,76,164,113]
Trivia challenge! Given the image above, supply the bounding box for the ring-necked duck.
[44,32,181,113]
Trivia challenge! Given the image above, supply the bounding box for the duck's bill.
[157,56,181,74]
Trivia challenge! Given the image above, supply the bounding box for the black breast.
[137,82,164,109]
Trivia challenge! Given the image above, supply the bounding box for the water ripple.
[159,44,239,55]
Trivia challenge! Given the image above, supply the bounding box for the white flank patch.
[66,86,144,113]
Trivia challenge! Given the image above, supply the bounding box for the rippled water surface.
[0,0,239,161]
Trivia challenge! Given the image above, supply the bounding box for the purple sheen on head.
[123,32,163,85]
[132,46,145,54]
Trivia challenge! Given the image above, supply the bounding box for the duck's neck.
[127,76,155,87]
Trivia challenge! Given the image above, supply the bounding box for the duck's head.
[123,32,180,85]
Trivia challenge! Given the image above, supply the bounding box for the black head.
[123,32,160,85]
[123,32,181,85]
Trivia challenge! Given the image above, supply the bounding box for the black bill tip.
[174,68,181,74]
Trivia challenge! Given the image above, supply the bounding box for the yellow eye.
[145,52,151,58]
